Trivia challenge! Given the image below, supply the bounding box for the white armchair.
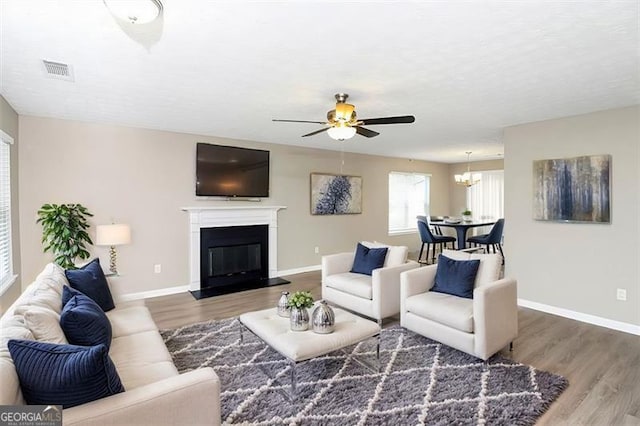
[400,250,517,360]
[322,243,419,325]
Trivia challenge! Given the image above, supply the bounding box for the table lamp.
[95,224,131,275]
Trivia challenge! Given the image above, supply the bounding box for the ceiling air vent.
[42,60,74,82]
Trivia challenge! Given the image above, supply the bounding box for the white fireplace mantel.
[182,206,286,292]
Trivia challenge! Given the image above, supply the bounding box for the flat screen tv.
[196,143,270,197]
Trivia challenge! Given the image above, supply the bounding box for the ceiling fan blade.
[273,119,326,124]
[302,127,330,137]
[355,126,380,138]
[359,115,416,126]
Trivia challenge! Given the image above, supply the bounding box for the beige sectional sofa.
[0,263,221,425]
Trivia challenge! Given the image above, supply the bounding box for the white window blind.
[389,172,431,233]
[467,170,504,220]
[0,130,14,292]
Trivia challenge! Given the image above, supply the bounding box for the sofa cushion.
[34,263,68,296]
[106,305,158,339]
[0,316,34,406]
[60,287,112,348]
[324,272,373,300]
[8,339,124,408]
[442,249,501,287]
[406,291,474,333]
[109,330,177,390]
[22,306,68,344]
[65,258,115,312]
[363,241,409,267]
[351,243,387,276]
[16,288,62,314]
[431,255,480,299]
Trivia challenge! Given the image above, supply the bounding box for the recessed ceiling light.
[103,0,163,25]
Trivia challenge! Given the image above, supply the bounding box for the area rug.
[161,318,568,425]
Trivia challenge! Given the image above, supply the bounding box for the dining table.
[430,219,496,250]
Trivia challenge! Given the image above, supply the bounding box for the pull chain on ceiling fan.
[273,93,415,140]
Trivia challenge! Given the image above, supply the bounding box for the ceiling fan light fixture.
[104,0,163,24]
[455,152,481,187]
[327,125,356,141]
[335,102,355,121]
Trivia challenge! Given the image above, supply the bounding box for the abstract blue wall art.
[311,173,362,215]
[533,155,611,223]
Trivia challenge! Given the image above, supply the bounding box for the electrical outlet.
[616,288,627,301]
[154,264,162,274]
[314,246,319,254]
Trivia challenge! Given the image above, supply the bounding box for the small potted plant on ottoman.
[287,291,314,331]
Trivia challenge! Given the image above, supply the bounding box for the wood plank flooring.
[146,271,640,425]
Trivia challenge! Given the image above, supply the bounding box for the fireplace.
[182,206,288,299]
[200,225,268,289]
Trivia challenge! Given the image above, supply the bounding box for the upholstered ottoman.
[239,305,380,397]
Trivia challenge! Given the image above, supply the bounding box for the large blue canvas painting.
[311,173,362,215]
[533,155,610,223]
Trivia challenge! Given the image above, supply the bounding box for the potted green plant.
[36,203,93,269]
[462,209,472,222]
[287,291,314,331]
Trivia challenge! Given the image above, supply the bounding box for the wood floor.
[146,271,640,425]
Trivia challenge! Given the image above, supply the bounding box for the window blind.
[389,172,431,233]
[0,131,13,291]
[467,170,504,220]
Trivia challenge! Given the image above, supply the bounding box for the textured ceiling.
[1,1,638,163]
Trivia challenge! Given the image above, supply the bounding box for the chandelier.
[454,152,481,187]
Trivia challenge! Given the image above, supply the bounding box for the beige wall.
[0,96,21,313]
[504,106,640,327]
[448,159,504,215]
[18,116,450,298]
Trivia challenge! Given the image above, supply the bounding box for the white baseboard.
[277,265,321,277]
[117,285,190,302]
[518,298,640,336]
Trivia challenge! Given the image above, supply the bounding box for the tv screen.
[196,143,270,197]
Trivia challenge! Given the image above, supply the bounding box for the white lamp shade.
[96,224,131,246]
[327,125,357,141]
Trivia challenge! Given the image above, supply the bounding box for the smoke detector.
[42,60,74,82]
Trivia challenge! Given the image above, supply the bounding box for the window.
[389,172,430,234]
[467,170,504,220]
[0,130,15,293]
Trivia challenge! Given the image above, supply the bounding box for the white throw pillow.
[34,263,68,295]
[442,249,501,287]
[361,241,409,268]
[21,307,68,345]
[0,316,34,351]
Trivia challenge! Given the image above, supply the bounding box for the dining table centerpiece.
[287,291,314,331]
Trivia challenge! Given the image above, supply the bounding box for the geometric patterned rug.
[161,318,568,425]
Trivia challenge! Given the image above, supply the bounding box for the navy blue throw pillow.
[60,286,112,349]
[62,285,84,306]
[350,243,388,276]
[8,339,124,408]
[431,255,481,299]
[65,258,115,312]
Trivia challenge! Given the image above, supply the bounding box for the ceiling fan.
[273,93,415,140]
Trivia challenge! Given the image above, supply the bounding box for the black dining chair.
[467,218,505,262]
[417,217,456,264]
